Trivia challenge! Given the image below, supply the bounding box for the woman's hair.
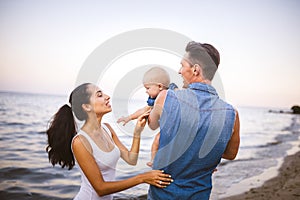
[46,83,91,170]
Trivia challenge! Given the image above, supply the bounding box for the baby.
[117,66,177,167]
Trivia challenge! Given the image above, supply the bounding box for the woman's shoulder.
[103,123,115,137]
[72,132,92,153]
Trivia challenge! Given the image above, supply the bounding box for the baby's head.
[142,66,170,98]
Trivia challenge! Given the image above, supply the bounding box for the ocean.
[0,91,299,200]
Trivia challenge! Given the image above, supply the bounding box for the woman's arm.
[222,110,240,160]
[108,111,149,165]
[72,136,173,197]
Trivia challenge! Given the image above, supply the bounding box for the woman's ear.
[82,104,92,112]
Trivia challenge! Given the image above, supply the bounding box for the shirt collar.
[188,82,218,96]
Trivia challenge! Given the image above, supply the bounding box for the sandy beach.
[126,150,300,200]
[135,150,300,200]
[222,150,300,200]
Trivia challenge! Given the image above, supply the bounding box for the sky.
[0,0,299,108]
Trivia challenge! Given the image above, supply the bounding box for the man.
[147,41,240,199]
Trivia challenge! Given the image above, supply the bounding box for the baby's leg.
[147,132,160,167]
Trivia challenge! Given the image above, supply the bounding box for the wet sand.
[127,150,300,200]
[222,150,300,200]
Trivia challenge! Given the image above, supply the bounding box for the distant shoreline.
[0,90,67,97]
[269,105,300,115]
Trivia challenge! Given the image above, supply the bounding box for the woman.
[46,83,172,200]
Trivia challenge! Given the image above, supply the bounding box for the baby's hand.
[117,116,131,126]
[147,161,153,168]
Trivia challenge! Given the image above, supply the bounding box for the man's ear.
[193,64,201,76]
[82,104,92,112]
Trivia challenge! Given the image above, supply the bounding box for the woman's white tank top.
[73,124,121,200]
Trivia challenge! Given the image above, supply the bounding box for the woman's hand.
[139,170,173,188]
[134,110,150,134]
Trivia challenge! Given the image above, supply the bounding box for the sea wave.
[0,92,299,199]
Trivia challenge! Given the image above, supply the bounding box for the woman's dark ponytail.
[46,104,77,170]
[46,83,91,170]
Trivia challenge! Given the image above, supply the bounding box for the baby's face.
[144,83,161,98]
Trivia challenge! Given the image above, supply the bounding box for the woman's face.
[87,84,112,116]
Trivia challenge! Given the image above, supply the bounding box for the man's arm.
[222,110,240,160]
[148,90,167,130]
